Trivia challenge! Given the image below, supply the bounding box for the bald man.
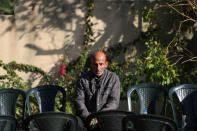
[75,51,120,131]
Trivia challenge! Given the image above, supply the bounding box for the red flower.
[58,64,67,76]
[127,59,131,63]
[106,53,111,60]
[123,65,129,72]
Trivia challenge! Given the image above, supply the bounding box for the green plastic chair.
[25,85,66,115]
[25,112,78,131]
[123,114,177,131]
[0,115,17,131]
[169,84,197,130]
[127,83,168,115]
[0,88,25,118]
[0,88,26,130]
[25,85,67,130]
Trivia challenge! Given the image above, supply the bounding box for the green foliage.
[0,60,28,90]
[0,0,14,15]
[9,61,51,84]
[83,0,94,46]
[142,7,155,23]
[135,37,179,87]
[108,60,137,97]
[141,1,197,86]
[105,37,179,97]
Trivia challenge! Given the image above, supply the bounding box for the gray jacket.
[75,69,120,121]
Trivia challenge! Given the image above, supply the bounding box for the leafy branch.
[83,0,95,47]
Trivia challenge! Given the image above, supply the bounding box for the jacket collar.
[89,69,107,93]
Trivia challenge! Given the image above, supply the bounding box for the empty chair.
[25,112,78,131]
[25,85,66,115]
[127,83,168,115]
[169,84,197,130]
[86,110,135,131]
[123,114,177,131]
[0,88,25,130]
[0,115,17,131]
[0,88,26,117]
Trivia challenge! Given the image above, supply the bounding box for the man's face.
[91,54,108,76]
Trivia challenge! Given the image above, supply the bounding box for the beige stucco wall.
[0,0,149,84]
[1,0,86,70]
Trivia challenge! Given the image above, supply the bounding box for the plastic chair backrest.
[0,115,17,131]
[169,84,197,129]
[0,88,26,119]
[25,85,66,115]
[123,114,177,131]
[25,112,77,131]
[86,110,135,131]
[127,83,167,115]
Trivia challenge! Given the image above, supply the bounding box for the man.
[75,51,120,130]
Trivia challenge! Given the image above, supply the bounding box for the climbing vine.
[0,60,51,90]
[83,0,95,47]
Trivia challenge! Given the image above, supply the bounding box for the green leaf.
[147,64,154,69]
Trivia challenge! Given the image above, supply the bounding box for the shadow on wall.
[14,0,85,33]
[2,0,193,87]
[91,1,142,49]
[1,0,196,59]
[20,1,149,86]
[19,1,158,87]
[17,0,85,60]
[0,0,157,58]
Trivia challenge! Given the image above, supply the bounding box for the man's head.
[90,51,108,76]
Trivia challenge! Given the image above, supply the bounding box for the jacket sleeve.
[100,75,120,111]
[75,79,90,120]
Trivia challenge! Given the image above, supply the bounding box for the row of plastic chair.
[0,83,196,131]
[26,83,196,131]
[127,83,197,131]
[0,85,77,131]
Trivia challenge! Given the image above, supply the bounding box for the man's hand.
[90,118,98,129]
